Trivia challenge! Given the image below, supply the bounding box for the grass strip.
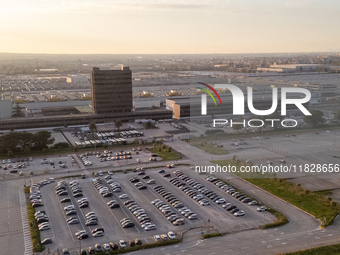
[148,146,182,161]
[26,202,45,252]
[281,243,340,255]
[191,142,229,155]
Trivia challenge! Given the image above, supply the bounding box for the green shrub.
[202,233,223,239]
[259,208,289,229]
[106,239,180,254]
[53,142,69,149]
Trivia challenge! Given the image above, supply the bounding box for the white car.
[153,235,161,242]
[248,200,258,205]
[93,231,104,237]
[147,179,156,184]
[103,243,110,250]
[119,194,128,199]
[99,189,109,194]
[234,210,245,217]
[70,180,79,185]
[141,222,153,228]
[78,198,88,203]
[193,194,204,199]
[39,225,50,231]
[168,231,176,239]
[75,230,87,236]
[38,222,49,228]
[257,206,267,212]
[99,171,103,176]
[188,214,198,220]
[200,201,210,206]
[119,240,127,248]
[85,212,96,217]
[108,171,113,175]
[215,198,226,204]
[144,225,157,231]
[151,199,162,205]
[180,209,191,215]
[64,205,75,211]
[133,209,145,215]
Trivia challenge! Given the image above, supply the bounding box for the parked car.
[257,206,267,212]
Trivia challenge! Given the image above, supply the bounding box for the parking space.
[0,155,79,178]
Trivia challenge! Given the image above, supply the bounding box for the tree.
[114,119,123,131]
[12,103,25,118]
[0,131,29,153]
[145,121,155,129]
[89,122,97,134]
[7,150,13,158]
[89,122,97,141]
[32,131,55,150]
[24,146,31,155]
[303,110,325,127]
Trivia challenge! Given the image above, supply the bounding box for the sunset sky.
[1,0,339,54]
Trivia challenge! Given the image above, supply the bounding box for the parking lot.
[0,145,162,180]
[77,147,160,169]
[202,130,340,191]
[31,164,276,254]
[0,155,79,179]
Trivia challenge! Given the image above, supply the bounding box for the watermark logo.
[198,83,311,116]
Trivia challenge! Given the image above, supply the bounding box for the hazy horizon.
[1,0,340,54]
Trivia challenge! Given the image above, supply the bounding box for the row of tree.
[89,119,123,134]
[0,131,55,154]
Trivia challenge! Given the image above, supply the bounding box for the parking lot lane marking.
[89,181,129,235]
[54,188,75,241]
[144,238,149,243]
[19,189,33,255]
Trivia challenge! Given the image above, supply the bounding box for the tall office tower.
[91,67,132,114]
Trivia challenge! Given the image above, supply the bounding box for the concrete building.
[0,99,12,119]
[91,67,132,114]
